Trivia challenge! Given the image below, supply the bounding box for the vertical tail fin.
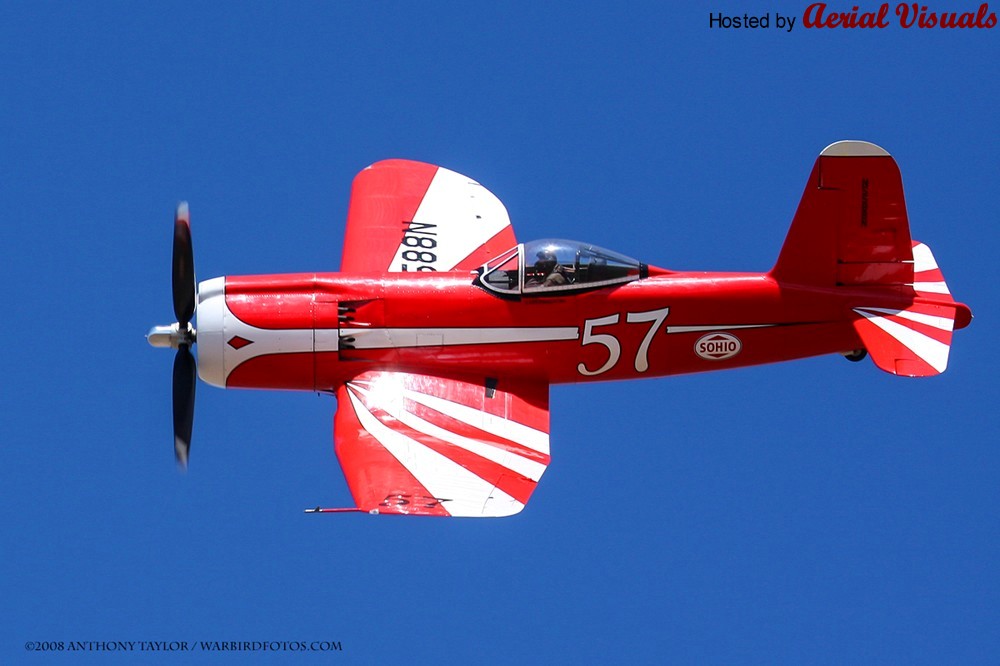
[770,140,914,288]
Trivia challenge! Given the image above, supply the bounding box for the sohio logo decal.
[695,333,742,360]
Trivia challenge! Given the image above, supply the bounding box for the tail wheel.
[842,349,867,363]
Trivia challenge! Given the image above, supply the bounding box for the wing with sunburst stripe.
[339,160,517,274]
[333,371,550,517]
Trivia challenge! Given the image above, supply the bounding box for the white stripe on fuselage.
[218,322,579,383]
[339,326,580,349]
[665,324,775,334]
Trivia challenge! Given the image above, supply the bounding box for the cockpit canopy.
[478,239,647,296]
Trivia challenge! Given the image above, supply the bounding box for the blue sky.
[2,2,997,663]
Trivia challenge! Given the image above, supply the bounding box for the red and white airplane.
[148,141,972,517]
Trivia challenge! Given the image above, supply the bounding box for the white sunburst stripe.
[910,242,951,295]
[387,166,511,272]
[348,383,546,482]
[344,387,524,517]
[401,387,550,455]
[339,326,580,349]
[855,307,954,332]
[912,281,950,295]
[853,308,950,373]
[911,242,939,272]
[665,323,774,334]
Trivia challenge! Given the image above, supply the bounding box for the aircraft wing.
[333,370,550,517]
[339,159,516,273]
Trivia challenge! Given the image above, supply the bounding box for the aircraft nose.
[195,277,226,388]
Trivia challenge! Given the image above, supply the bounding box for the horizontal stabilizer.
[852,302,956,376]
[852,241,969,377]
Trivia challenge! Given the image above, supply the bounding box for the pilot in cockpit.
[528,249,569,288]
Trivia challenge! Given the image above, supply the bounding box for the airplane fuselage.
[194,268,894,392]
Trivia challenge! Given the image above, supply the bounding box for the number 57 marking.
[577,307,670,376]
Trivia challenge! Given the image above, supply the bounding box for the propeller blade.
[172,202,195,327]
[172,345,196,468]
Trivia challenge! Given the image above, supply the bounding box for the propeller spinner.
[147,203,198,468]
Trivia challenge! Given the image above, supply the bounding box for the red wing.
[333,371,550,517]
[339,160,516,273]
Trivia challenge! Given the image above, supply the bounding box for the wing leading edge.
[333,371,550,517]
[339,160,516,273]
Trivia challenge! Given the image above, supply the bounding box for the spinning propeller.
[147,203,198,468]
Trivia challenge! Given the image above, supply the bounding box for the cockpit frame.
[476,239,648,298]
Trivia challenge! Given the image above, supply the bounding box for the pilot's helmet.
[535,250,558,272]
